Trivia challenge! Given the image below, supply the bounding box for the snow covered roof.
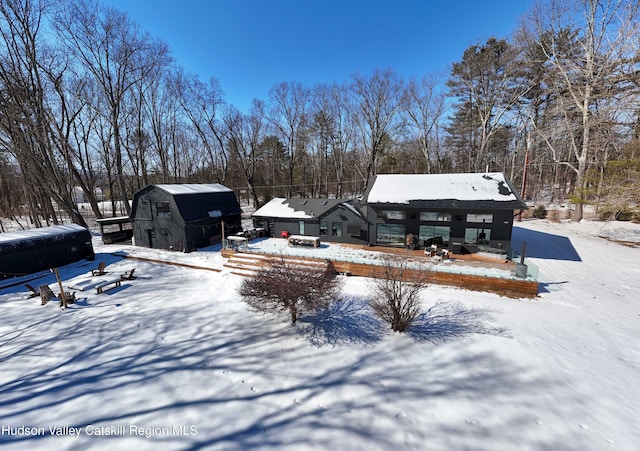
[253,198,314,219]
[130,184,241,222]
[154,184,232,195]
[253,198,365,221]
[0,224,88,245]
[366,173,525,207]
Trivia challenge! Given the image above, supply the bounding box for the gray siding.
[131,185,242,252]
[133,188,187,250]
[252,204,368,245]
[367,204,516,254]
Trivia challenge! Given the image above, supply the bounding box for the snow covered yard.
[0,219,639,450]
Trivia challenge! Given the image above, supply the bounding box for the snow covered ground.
[0,219,639,450]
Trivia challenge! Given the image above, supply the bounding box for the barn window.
[156,202,171,218]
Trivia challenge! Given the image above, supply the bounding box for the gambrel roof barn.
[130,184,242,252]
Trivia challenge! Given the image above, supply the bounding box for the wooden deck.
[223,245,539,298]
[330,260,538,298]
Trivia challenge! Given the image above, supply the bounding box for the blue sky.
[106,0,533,113]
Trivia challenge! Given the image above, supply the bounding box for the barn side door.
[147,229,155,248]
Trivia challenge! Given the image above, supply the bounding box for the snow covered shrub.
[238,256,340,325]
[532,205,547,219]
[369,256,430,332]
[598,207,635,221]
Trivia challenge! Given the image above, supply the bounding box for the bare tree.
[267,81,310,197]
[55,0,170,214]
[522,0,640,221]
[350,68,403,187]
[172,70,229,182]
[238,257,341,325]
[400,74,447,173]
[0,0,88,227]
[369,256,430,332]
[223,100,265,207]
[53,75,106,220]
[145,70,180,184]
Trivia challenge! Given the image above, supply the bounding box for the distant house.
[252,198,368,244]
[252,172,526,255]
[362,172,527,254]
[0,224,95,280]
[130,184,242,252]
[71,186,103,204]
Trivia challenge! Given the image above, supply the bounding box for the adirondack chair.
[120,268,136,281]
[39,285,76,307]
[39,285,57,305]
[60,290,76,306]
[91,262,107,276]
[25,283,39,299]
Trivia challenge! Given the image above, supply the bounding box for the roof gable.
[253,198,349,219]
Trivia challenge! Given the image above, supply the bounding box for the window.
[465,228,491,245]
[420,212,452,222]
[466,213,493,224]
[299,220,305,235]
[332,222,342,237]
[381,210,406,220]
[320,221,328,236]
[376,224,406,247]
[419,225,451,246]
[156,202,171,218]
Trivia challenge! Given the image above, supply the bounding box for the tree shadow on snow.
[297,297,386,346]
[512,226,581,261]
[0,293,586,451]
[408,301,509,344]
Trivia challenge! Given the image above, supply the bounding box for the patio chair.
[39,285,57,305]
[39,285,76,307]
[25,283,40,299]
[431,249,450,263]
[120,268,137,281]
[91,262,107,276]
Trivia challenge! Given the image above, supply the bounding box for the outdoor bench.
[95,276,122,294]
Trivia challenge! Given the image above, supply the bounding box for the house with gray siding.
[362,172,527,254]
[252,198,368,244]
[253,172,526,255]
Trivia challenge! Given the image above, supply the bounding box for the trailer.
[0,224,95,280]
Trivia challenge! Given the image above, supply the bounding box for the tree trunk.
[289,303,298,324]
